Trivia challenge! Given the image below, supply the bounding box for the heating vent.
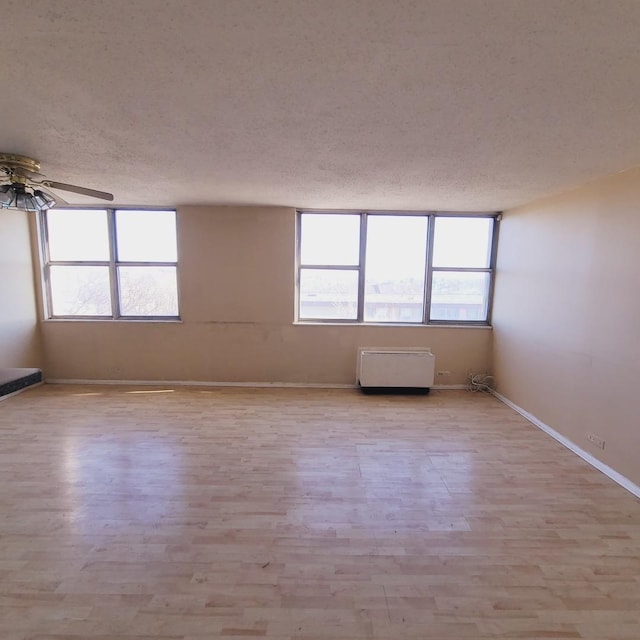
[357,347,435,391]
[0,368,43,400]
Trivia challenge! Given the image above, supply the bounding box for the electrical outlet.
[586,433,605,450]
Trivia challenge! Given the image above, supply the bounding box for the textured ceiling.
[2,0,640,211]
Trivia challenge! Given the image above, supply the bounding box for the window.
[430,217,493,322]
[297,211,498,324]
[299,214,360,320]
[42,208,179,319]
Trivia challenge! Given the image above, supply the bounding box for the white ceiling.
[2,0,640,211]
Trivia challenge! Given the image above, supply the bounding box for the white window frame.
[296,210,499,325]
[40,207,180,320]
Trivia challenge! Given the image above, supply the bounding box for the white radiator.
[357,347,435,389]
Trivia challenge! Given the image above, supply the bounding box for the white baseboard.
[45,378,470,391]
[432,384,468,390]
[493,391,640,499]
[45,378,356,389]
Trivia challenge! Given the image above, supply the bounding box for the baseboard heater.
[0,368,43,399]
[357,347,435,394]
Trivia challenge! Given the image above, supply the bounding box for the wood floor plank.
[0,385,638,639]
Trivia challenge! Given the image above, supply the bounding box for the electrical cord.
[468,372,495,393]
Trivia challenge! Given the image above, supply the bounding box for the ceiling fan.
[0,153,114,212]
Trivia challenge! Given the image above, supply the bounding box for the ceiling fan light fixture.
[14,186,37,211]
[33,189,56,210]
[0,183,57,212]
[0,184,14,206]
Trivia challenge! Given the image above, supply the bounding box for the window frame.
[39,207,180,321]
[296,210,500,326]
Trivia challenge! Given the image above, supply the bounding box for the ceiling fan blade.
[43,180,114,201]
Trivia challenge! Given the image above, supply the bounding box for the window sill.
[43,318,183,323]
[293,321,492,329]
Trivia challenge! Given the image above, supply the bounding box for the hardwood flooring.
[0,384,638,639]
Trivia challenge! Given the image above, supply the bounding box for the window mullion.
[116,261,178,268]
[431,267,492,273]
[299,264,360,270]
[486,215,500,325]
[107,209,119,319]
[424,214,435,323]
[46,260,110,267]
[357,212,367,322]
[40,210,54,320]
[295,211,302,321]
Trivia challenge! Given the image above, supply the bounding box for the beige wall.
[0,211,43,368]
[493,169,640,486]
[41,206,492,384]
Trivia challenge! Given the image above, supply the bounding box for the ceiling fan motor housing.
[0,153,41,177]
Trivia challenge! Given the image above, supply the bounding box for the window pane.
[364,216,427,322]
[299,269,358,319]
[116,210,177,262]
[47,209,109,261]
[430,272,490,321]
[300,214,360,265]
[118,266,179,316]
[49,265,111,316]
[433,217,493,268]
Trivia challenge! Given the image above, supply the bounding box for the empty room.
[1,1,639,639]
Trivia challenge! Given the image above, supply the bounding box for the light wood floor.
[0,385,639,640]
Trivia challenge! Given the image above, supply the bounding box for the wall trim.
[45,378,356,389]
[45,378,470,391]
[493,391,640,500]
[432,384,468,390]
